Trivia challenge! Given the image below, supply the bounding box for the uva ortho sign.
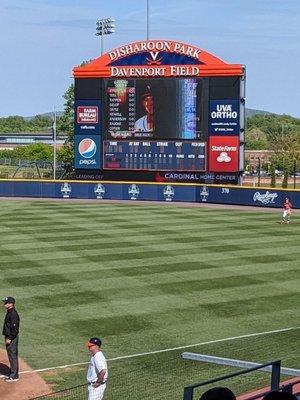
[209,100,240,135]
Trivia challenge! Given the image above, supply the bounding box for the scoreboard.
[103,140,206,171]
[73,39,245,184]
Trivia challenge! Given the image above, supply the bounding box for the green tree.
[245,128,268,150]
[0,143,53,161]
[57,84,74,166]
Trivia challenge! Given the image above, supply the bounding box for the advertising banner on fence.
[74,100,102,135]
[0,180,299,208]
[209,136,239,172]
[209,100,240,135]
[74,135,101,169]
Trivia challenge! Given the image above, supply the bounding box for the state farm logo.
[211,145,237,152]
[77,106,98,124]
[209,136,239,173]
[217,152,231,163]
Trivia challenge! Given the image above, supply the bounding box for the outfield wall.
[0,179,299,208]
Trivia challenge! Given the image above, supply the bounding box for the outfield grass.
[0,200,299,399]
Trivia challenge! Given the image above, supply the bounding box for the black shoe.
[5,377,19,382]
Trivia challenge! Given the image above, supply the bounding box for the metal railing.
[182,360,282,400]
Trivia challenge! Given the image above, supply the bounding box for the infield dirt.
[0,349,50,400]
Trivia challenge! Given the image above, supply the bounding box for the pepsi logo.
[78,139,97,159]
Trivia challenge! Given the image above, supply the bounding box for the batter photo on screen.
[134,86,154,132]
[135,79,177,138]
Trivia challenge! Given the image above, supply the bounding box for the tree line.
[1,84,299,186]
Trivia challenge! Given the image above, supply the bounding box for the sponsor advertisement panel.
[123,184,158,201]
[209,136,239,172]
[0,181,299,208]
[155,171,238,184]
[196,186,298,209]
[75,100,102,135]
[74,135,101,169]
[156,184,196,202]
[209,100,240,135]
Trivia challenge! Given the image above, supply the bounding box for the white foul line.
[1,326,299,377]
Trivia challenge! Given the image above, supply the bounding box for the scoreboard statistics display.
[103,140,206,171]
[105,78,202,140]
[102,77,205,172]
[107,80,136,134]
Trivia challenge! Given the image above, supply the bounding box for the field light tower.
[96,18,115,55]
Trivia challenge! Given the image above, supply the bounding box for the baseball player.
[281,197,292,224]
[86,337,107,400]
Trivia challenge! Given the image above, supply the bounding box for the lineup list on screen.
[107,81,136,133]
[103,140,206,171]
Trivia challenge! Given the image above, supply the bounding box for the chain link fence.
[0,158,66,179]
[29,350,274,400]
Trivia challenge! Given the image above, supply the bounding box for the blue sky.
[0,0,299,117]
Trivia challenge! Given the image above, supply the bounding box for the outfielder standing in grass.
[86,337,108,400]
[281,197,293,224]
[2,296,20,382]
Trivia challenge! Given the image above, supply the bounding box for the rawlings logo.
[253,191,278,204]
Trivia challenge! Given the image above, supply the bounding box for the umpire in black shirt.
[2,296,20,382]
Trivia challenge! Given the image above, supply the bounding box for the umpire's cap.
[86,337,102,348]
[2,296,15,304]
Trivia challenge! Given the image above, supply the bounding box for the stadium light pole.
[96,18,115,55]
[147,0,150,40]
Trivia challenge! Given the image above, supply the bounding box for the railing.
[182,360,281,400]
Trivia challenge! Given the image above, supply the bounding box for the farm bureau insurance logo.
[94,184,105,199]
[128,184,140,200]
[163,185,175,201]
[77,106,98,124]
[78,139,97,165]
[253,191,278,204]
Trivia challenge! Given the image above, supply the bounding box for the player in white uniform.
[134,92,154,132]
[86,337,108,400]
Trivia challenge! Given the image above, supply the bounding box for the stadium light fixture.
[96,18,115,55]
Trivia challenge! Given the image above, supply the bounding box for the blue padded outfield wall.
[0,179,299,209]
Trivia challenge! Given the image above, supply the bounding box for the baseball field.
[0,199,299,399]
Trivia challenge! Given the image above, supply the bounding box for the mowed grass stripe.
[0,243,299,265]
[0,230,298,256]
[2,236,299,259]
[2,214,299,242]
[15,270,299,309]
[0,249,299,277]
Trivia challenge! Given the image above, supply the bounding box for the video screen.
[105,78,202,139]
